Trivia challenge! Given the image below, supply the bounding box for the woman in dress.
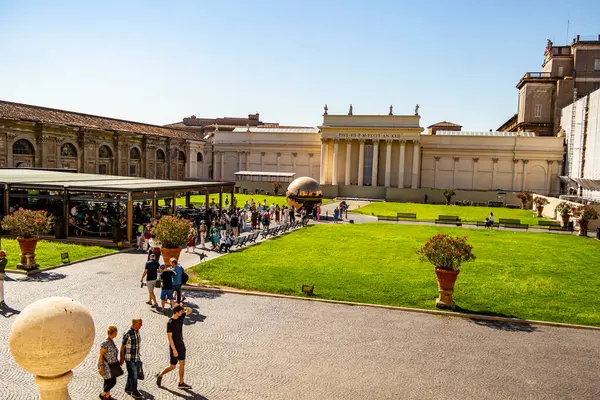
[199,221,207,248]
[97,325,121,400]
[275,204,281,224]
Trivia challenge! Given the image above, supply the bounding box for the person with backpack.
[171,258,188,305]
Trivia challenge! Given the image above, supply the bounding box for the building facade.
[499,34,600,136]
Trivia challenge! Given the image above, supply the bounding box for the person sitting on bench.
[219,231,234,253]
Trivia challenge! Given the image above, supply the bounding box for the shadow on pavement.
[158,387,209,400]
[23,272,67,283]
[183,289,222,301]
[0,304,20,318]
[454,307,538,333]
[182,301,206,326]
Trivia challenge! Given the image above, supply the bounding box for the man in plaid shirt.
[120,318,143,399]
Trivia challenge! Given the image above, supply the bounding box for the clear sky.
[1,0,599,130]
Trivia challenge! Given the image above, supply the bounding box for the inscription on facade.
[338,133,400,139]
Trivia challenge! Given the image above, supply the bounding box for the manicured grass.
[2,239,116,270]
[353,202,548,225]
[176,193,333,208]
[191,223,600,326]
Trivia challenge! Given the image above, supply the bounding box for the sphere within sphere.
[286,176,323,212]
[9,296,95,377]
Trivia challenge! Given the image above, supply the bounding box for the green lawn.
[191,223,600,326]
[176,193,333,208]
[2,239,116,270]
[353,202,548,225]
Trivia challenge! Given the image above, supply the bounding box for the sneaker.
[178,382,192,389]
[124,390,133,396]
[156,374,162,387]
[145,301,152,305]
[131,391,144,399]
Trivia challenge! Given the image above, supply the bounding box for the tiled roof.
[427,121,462,128]
[0,100,204,140]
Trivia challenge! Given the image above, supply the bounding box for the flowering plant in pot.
[533,197,549,217]
[515,191,533,209]
[443,189,456,205]
[2,208,51,270]
[416,234,476,309]
[571,204,598,237]
[149,215,192,261]
[555,201,573,227]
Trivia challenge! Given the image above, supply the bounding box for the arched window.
[178,151,186,161]
[130,147,141,160]
[156,149,166,160]
[196,152,203,162]
[13,139,34,155]
[61,143,77,157]
[99,145,113,158]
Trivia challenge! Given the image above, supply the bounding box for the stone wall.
[532,194,600,232]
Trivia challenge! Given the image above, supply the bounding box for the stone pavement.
[1,251,600,399]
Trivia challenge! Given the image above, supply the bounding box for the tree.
[443,189,456,205]
[272,181,282,195]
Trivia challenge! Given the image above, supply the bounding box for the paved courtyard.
[1,250,600,400]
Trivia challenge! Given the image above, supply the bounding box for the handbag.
[155,279,162,289]
[137,361,145,380]
[103,356,124,379]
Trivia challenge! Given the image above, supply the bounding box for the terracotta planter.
[160,247,182,264]
[536,206,544,217]
[434,267,460,309]
[16,237,39,270]
[578,220,589,237]
[561,214,570,227]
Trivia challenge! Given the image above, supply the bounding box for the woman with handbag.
[98,325,123,400]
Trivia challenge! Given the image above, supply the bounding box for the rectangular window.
[98,164,107,175]
[595,58,600,71]
[363,144,373,186]
[129,165,137,177]
[534,104,542,118]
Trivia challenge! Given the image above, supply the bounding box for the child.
[484,217,490,229]
[0,250,7,308]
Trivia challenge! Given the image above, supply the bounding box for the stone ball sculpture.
[9,296,95,378]
[286,176,323,213]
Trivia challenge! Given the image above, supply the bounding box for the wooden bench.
[397,212,417,220]
[378,216,398,222]
[499,218,520,225]
[302,219,310,227]
[247,232,260,243]
[435,215,462,226]
[233,236,249,248]
[476,221,499,228]
[504,223,529,230]
[488,201,504,207]
[549,225,566,232]
[538,220,562,228]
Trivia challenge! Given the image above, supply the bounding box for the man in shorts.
[141,254,160,308]
[156,305,193,389]
[159,264,175,312]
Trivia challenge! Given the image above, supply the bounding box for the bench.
[435,215,462,226]
[506,204,520,209]
[549,225,566,232]
[397,212,417,220]
[233,236,249,248]
[499,218,521,225]
[247,232,260,243]
[302,219,310,227]
[476,221,499,228]
[504,224,529,230]
[378,216,398,222]
[538,220,562,228]
[488,201,504,207]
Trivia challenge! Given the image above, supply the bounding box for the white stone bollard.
[8,297,95,400]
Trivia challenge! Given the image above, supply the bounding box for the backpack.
[182,271,189,285]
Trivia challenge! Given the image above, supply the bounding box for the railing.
[522,72,552,79]
[573,34,600,43]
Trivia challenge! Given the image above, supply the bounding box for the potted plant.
[416,234,476,309]
[515,191,533,209]
[555,201,573,227]
[149,215,192,262]
[572,204,599,237]
[272,181,282,196]
[1,208,51,270]
[533,197,550,217]
[443,189,456,206]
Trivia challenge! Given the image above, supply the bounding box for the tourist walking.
[334,207,339,223]
[141,254,160,308]
[230,212,239,238]
[159,263,176,311]
[119,318,144,399]
[98,325,122,400]
[156,305,193,389]
[199,221,207,248]
[171,258,185,305]
[0,250,7,308]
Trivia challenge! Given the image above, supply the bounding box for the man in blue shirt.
[170,258,185,305]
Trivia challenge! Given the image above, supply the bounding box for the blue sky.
[1,0,599,130]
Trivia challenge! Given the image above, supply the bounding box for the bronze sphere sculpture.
[286,177,323,213]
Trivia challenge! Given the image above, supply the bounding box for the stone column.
[546,160,554,193]
[411,140,420,189]
[452,157,459,189]
[332,139,339,185]
[384,140,392,187]
[358,140,365,186]
[397,140,406,188]
[292,153,297,173]
[319,138,327,184]
[113,132,121,176]
[220,151,225,180]
[238,152,242,172]
[521,160,528,190]
[433,157,440,188]
[472,158,479,189]
[371,140,379,187]
[260,152,265,171]
[245,151,250,170]
[55,138,61,169]
[6,132,16,167]
[78,129,87,173]
[556,161,563,190]
[308,153,314,177]
[344,140,352,186]
[276,152,281,171]
[512,159,519,191]
[491,158,499,189]
[141,137,148,178]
